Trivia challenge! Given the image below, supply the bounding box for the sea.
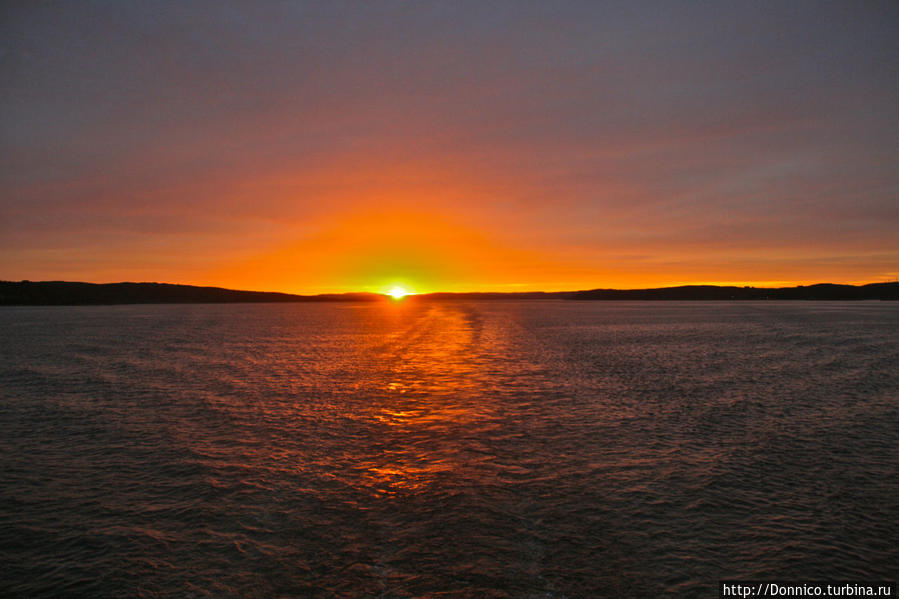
[1,301,896,598]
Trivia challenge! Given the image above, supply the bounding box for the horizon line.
[5,278,898,298]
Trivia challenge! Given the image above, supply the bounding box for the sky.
[2,1,897,294]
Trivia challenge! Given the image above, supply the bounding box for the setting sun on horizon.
[384,285,413,300]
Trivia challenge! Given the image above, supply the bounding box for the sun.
[386,285,412,300]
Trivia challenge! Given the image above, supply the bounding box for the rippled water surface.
[1,301,897,597]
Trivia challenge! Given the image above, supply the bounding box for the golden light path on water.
[355,300,498,497]
[179,297,520,502]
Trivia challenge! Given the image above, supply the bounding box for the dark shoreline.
[2,280,897,305]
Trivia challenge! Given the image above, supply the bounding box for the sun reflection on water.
[357,303,494,497]
[167,301,505,502]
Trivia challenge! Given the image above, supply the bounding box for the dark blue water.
[1,301,897,597]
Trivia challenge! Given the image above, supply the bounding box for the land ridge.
[1,280,897,305]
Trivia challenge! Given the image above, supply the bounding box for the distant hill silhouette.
[413,283,898,301]
[565,282,899,301]
[1,280,896,305]
[0,281,380,305]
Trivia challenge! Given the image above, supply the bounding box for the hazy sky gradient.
[2,1,897,292]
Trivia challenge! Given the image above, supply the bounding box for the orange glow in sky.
[2,3,897,293]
